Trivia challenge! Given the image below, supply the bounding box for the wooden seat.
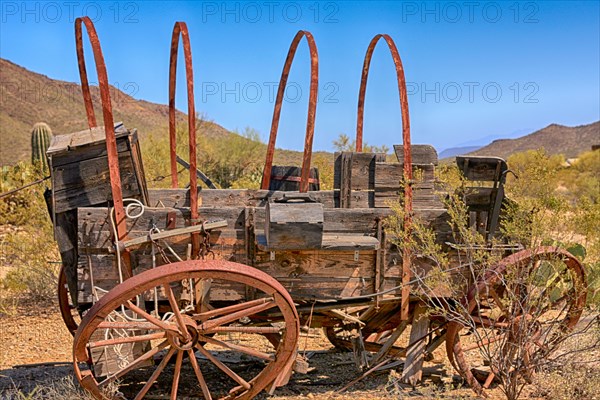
[456,156,508,242]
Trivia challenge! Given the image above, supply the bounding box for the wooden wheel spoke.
[89,332,166,348]
[133,346,177,400]
[193,297,274,321]
[199,300,277,332]
[125,300,180,336]
[198,335,274,361]
[205,326,283,335]
[163,283,191,341]
[72,260,299,399]
[97,321,161,330]
[171,350,184,400]
[98,340,169,388]
[195,344,251,390]
[187,349,213,400]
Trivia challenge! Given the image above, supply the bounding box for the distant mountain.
[467,121,600,159]
[0,58,230,166]
[438,145,481,159]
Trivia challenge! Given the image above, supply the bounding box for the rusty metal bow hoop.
[356,34,413,320]
[75,17,130,276]
[168,21,201,256]
[261,30,319,193]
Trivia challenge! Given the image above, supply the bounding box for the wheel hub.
[167,316,200,350]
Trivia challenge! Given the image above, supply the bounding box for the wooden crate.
[47,123,148,214]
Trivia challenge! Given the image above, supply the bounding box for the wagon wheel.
[58,265,79,335]
[73,260,299,400]
[446,247,587,395]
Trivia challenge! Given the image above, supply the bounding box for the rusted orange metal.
[261,30,319,193]
[356,34,413,320]
[169,21,200,256]
[75,16,131,278]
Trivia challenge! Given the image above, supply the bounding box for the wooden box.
[47,123,148,214]
[265,195,324,249]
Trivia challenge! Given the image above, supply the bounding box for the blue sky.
[1,1,599,152]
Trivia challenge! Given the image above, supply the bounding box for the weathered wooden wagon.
[49,17,587,400]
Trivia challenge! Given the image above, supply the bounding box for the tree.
[332,133,390,154]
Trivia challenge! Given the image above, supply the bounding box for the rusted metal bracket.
[356,34,413,320]
[261,30,319,193]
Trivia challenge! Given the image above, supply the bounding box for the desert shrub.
[386,154,598,400]
[503,149,600,306]
[0,162,51,226]
[141,120,265,189]
[0,162,58,308]
[0,225,60,302]
[332,133,390,154]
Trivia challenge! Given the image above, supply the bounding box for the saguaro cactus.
[31,122,53,172]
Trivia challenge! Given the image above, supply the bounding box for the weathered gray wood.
[52,151,137,190]
[394,144,438,165]
[257,233,379,251]
[50,127,147,213]
[78,206,245,251]
[334,152,385,208]
[401,302,430,385]
[147,189,337,209]
[374,163,435,189]
[47,123,129,163]
[120,220,228,249]
[265,201,324,249]
[53,209,78,305]
[374,184,445,209]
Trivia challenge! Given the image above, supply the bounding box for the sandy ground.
[1,300,597,399]
[0,301,485,399]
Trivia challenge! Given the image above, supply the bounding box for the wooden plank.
[394,144,438,165]
[147,189,337,209]
[374,187,445,209]
[52,151,135,191]
[374,163,435,189]
[341,152,353,208]
[333,152,342,191]
[48,125,130,165]
[401,302,430,385]
[349,152,386,191]
[54,164,141,214]
[256,233,379,251]
[253,249,376,279]
[53,209,79,305]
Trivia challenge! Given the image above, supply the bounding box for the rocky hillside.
[467,121,600,159]
[0,58,230,166]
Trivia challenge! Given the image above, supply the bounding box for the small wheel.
[73,260,299,400]
[446,247,587,395]
[58,265,79,335]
